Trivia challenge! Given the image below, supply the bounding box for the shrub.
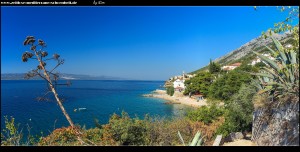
[101,111,149,145]
[183,71,213,96]
[166,86,175,96]
[146,116,193,146]
[187,105,224,125]
[215,119,236,138]
[208,70,252,101]
[216,82,256,137]
[83,128,103,144]
[38,126,80,146]
[1,116,23,146]
[1,116,35,146]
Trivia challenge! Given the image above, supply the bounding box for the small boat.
[78,108,87,111]
[74,108,87,112]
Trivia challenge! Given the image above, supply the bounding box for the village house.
[173,79,185,92]
[165,71,196,89]
[221,62,242,71]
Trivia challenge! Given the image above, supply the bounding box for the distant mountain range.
[1,73,124,80]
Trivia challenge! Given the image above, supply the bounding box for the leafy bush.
[83,128,103,144]
[166,86,174,96]
[215,119,236,138]
[38,126,80,146]
[216,82,256,137]
[183,71,213,96]
[208,70,252,101]
[1,116,35,146]
[101,111,149,145]
[1,116,23,146]
[187,105,224,125]
[209,59,221,74]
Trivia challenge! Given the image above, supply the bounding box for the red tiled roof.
[223,67,230,71]
[230,62,242,66]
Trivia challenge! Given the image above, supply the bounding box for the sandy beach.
[144,89,207,108]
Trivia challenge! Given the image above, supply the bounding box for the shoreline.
[143,89,207,108]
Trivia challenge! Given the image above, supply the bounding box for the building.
[221,62,242,71]
[166,71,196,89]
[173,79,185,92]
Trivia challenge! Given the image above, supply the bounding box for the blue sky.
[1,6,292,80]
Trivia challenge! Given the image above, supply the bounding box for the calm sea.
[1,80,192,137]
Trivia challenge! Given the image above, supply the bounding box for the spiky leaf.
[190,131,201,146]
[253,51,280,71]
[290,50,297,65]
[177,131,185,146]
[251,72,275,79]
[265,45,277,57]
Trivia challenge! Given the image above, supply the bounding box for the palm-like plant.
[251,34,299,106]
[177,131,204,146]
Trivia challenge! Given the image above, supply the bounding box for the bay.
[1,80,192,137]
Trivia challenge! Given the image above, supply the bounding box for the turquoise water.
[1,80,192,137]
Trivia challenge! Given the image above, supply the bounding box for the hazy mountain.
[1,73,124,80]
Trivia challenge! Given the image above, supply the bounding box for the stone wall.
[251,101,299,146]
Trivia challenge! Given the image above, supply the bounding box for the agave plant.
[177,131,204,146]
[251,36,299,104]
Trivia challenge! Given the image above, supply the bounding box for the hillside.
[191,32,294,74]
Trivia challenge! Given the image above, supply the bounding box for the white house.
[173,79,185,91]
[249,58,262,66]
[221,62,242,71]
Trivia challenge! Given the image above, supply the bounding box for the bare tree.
[22,36,90,145]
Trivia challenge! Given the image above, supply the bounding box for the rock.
[235,132,244,140]
[226,132,244,142]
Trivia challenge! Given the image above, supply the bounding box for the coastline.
[144,89,207,108]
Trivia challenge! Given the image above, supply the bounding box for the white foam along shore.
[143,89,207,108]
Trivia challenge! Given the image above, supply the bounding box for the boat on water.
[78,108,87,111]
[74,108,87,112]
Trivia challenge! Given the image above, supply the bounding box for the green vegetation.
[1,116,23,146]
[100,112,149,145]
[3,7,297,146]
[208,70,252,101]
[183,71,213,96]
[208,59,221,74]
[216,82,257,137]
[187,105,224,125]
[2,112,224,146]
[252,36,299,103]
[166,86,175,96]
[1,116,35,146]
[178,130,204,146]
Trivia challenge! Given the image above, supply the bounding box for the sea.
[1,80,193,138]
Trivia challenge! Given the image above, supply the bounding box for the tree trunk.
[34,51,75,128]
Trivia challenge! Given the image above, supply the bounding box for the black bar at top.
[0,0,299,6]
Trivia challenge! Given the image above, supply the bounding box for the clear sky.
[1,6,291,80]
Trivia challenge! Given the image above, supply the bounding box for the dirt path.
[222,139,256,146]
